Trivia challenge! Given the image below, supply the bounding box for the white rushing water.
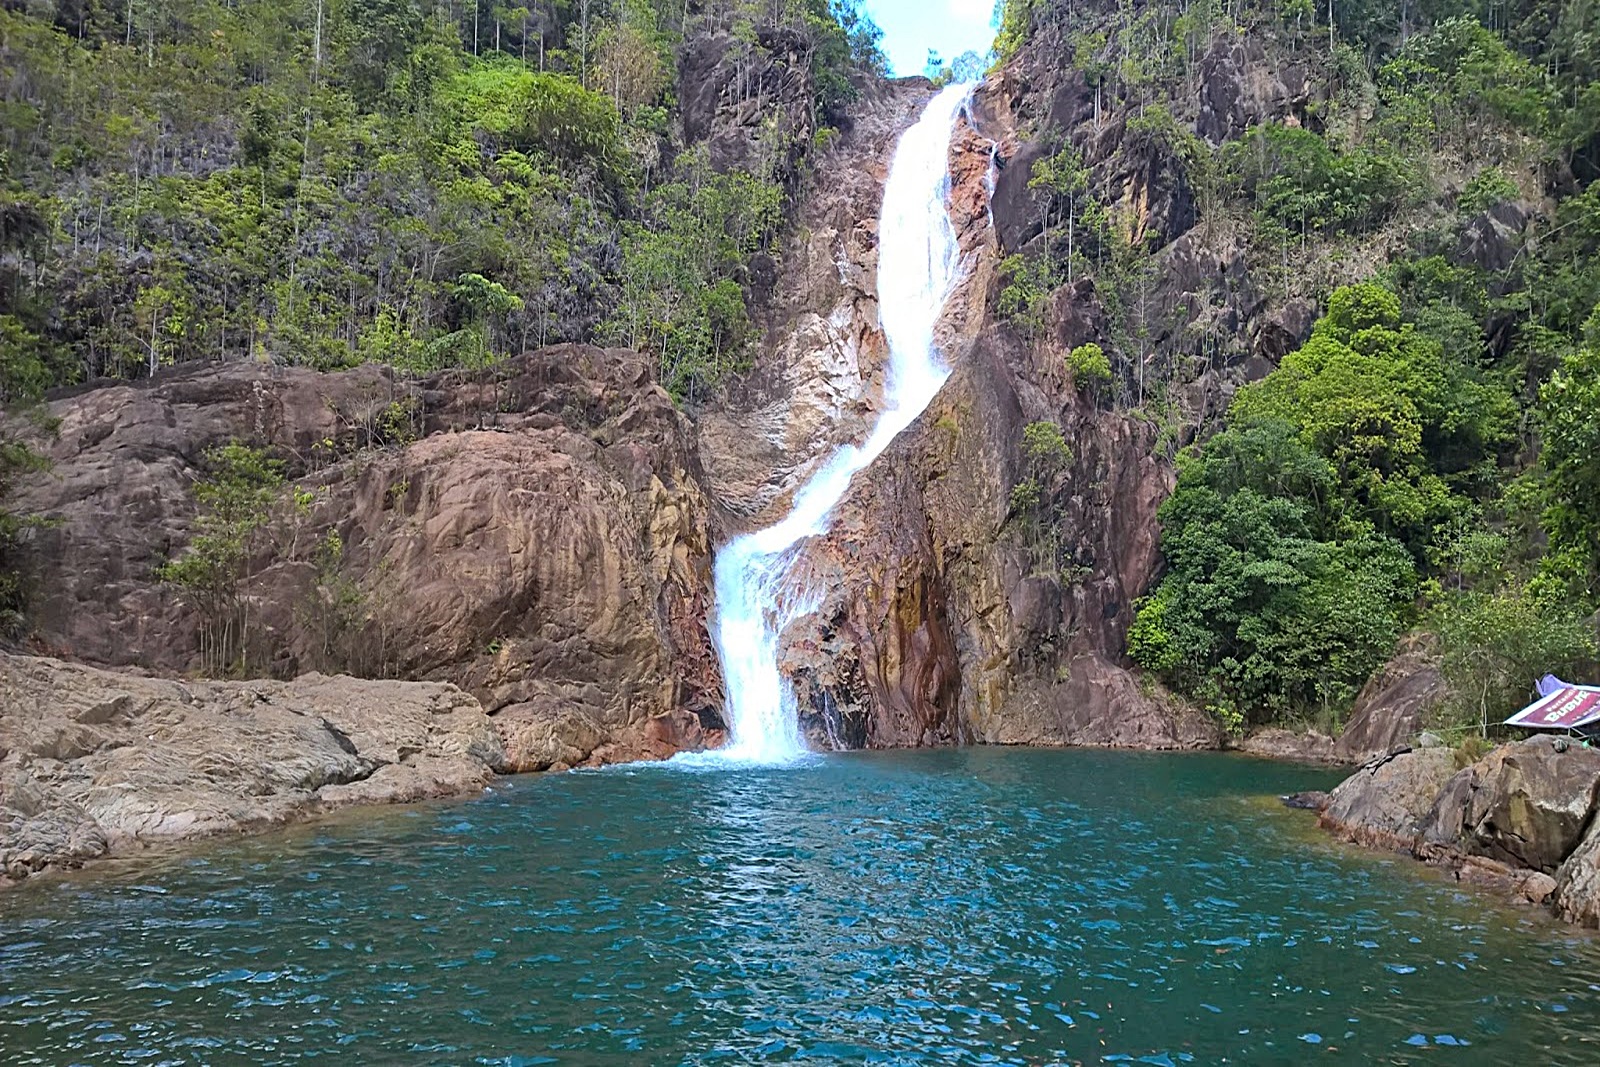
[706,84,974,764]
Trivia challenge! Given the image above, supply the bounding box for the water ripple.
[2,749,1599,1064]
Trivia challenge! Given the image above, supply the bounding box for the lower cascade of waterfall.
[702,83,975,764]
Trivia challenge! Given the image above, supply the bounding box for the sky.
[864,0,998,78]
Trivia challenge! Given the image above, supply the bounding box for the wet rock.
[0,654,504,883]
[698,78,931,520]
[1281,791,1331,812]
[1319,748,1457,851]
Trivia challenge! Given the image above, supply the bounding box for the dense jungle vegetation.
[0,0,885,629]
[988,0,1600,734]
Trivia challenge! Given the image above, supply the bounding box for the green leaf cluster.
[1134,285,1514,724]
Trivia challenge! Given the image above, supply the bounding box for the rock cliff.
[9,346,724,770]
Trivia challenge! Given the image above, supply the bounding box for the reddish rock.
[7,347,725,762]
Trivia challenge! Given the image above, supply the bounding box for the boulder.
[1335,642,1447,761]
[1418,735,1600,873]
[1319,748,1458,850]
[0,653,505,884]
[1553,819,1600,926]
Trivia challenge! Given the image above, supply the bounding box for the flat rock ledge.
[0,654,508,886]
[1315,735,1600,923]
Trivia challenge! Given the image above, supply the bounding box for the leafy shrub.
[1458,169,1519,214]
[1229,124,1411,237]
[1067,343,1112,391]
[157,443,285,676]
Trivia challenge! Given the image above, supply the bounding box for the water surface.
[3,748,1599,1064]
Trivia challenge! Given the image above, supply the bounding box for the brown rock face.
[9,347,724,763]
[698,78,933,521]
[1319,747,1458,851]
[0,654,504,883]
[1334,640,1447,762]
[1553,821,1600,926]
[1417,736,1600,873]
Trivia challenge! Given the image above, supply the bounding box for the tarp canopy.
[1505,685,1600,730]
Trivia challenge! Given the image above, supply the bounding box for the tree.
[157,443,285,676]
[1067,342,1111,399]
[1129,418,1416,725]
[1230,283,1510,548]
[1535,339,1600,602]
[1028,144,1089,284]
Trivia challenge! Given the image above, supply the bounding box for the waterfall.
[705,83,975,764]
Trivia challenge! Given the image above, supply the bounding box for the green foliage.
[1535,340,1600,602]
[1067,343,1112,392]
[1132,417,1417,723]
[603,151,782,399]
[0,0,883,398]
[438,59,627,181]
[1139,285,1515,724]
[1457,169,1518,214]
[157,443,285,676]
[1431,583,1599,734]
[1011,419,1073,576]
[1230,283,1511,546]
[1229,124,1411,237]
[1022,420,1070,465]
[992,0,1036,65]
[997,252,1058,339]
[1377,17,1550,148]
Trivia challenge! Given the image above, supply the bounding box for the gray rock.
[0,655,506,884]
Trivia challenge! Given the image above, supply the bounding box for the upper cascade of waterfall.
[694,83,976,766]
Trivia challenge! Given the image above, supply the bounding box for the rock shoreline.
[1312,735,1600,925]
[0,654,515,887]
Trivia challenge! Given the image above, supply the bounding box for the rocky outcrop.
[1239,728,1339,763]
[8,346,725,765]
[1320,746,1459,851]
[0,653,504,885]
[1318,735,1600,923]
[1416,737,1600,873]
[678,27,816,194]
[978,17,1328,435]
[1334,640,1448,761]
